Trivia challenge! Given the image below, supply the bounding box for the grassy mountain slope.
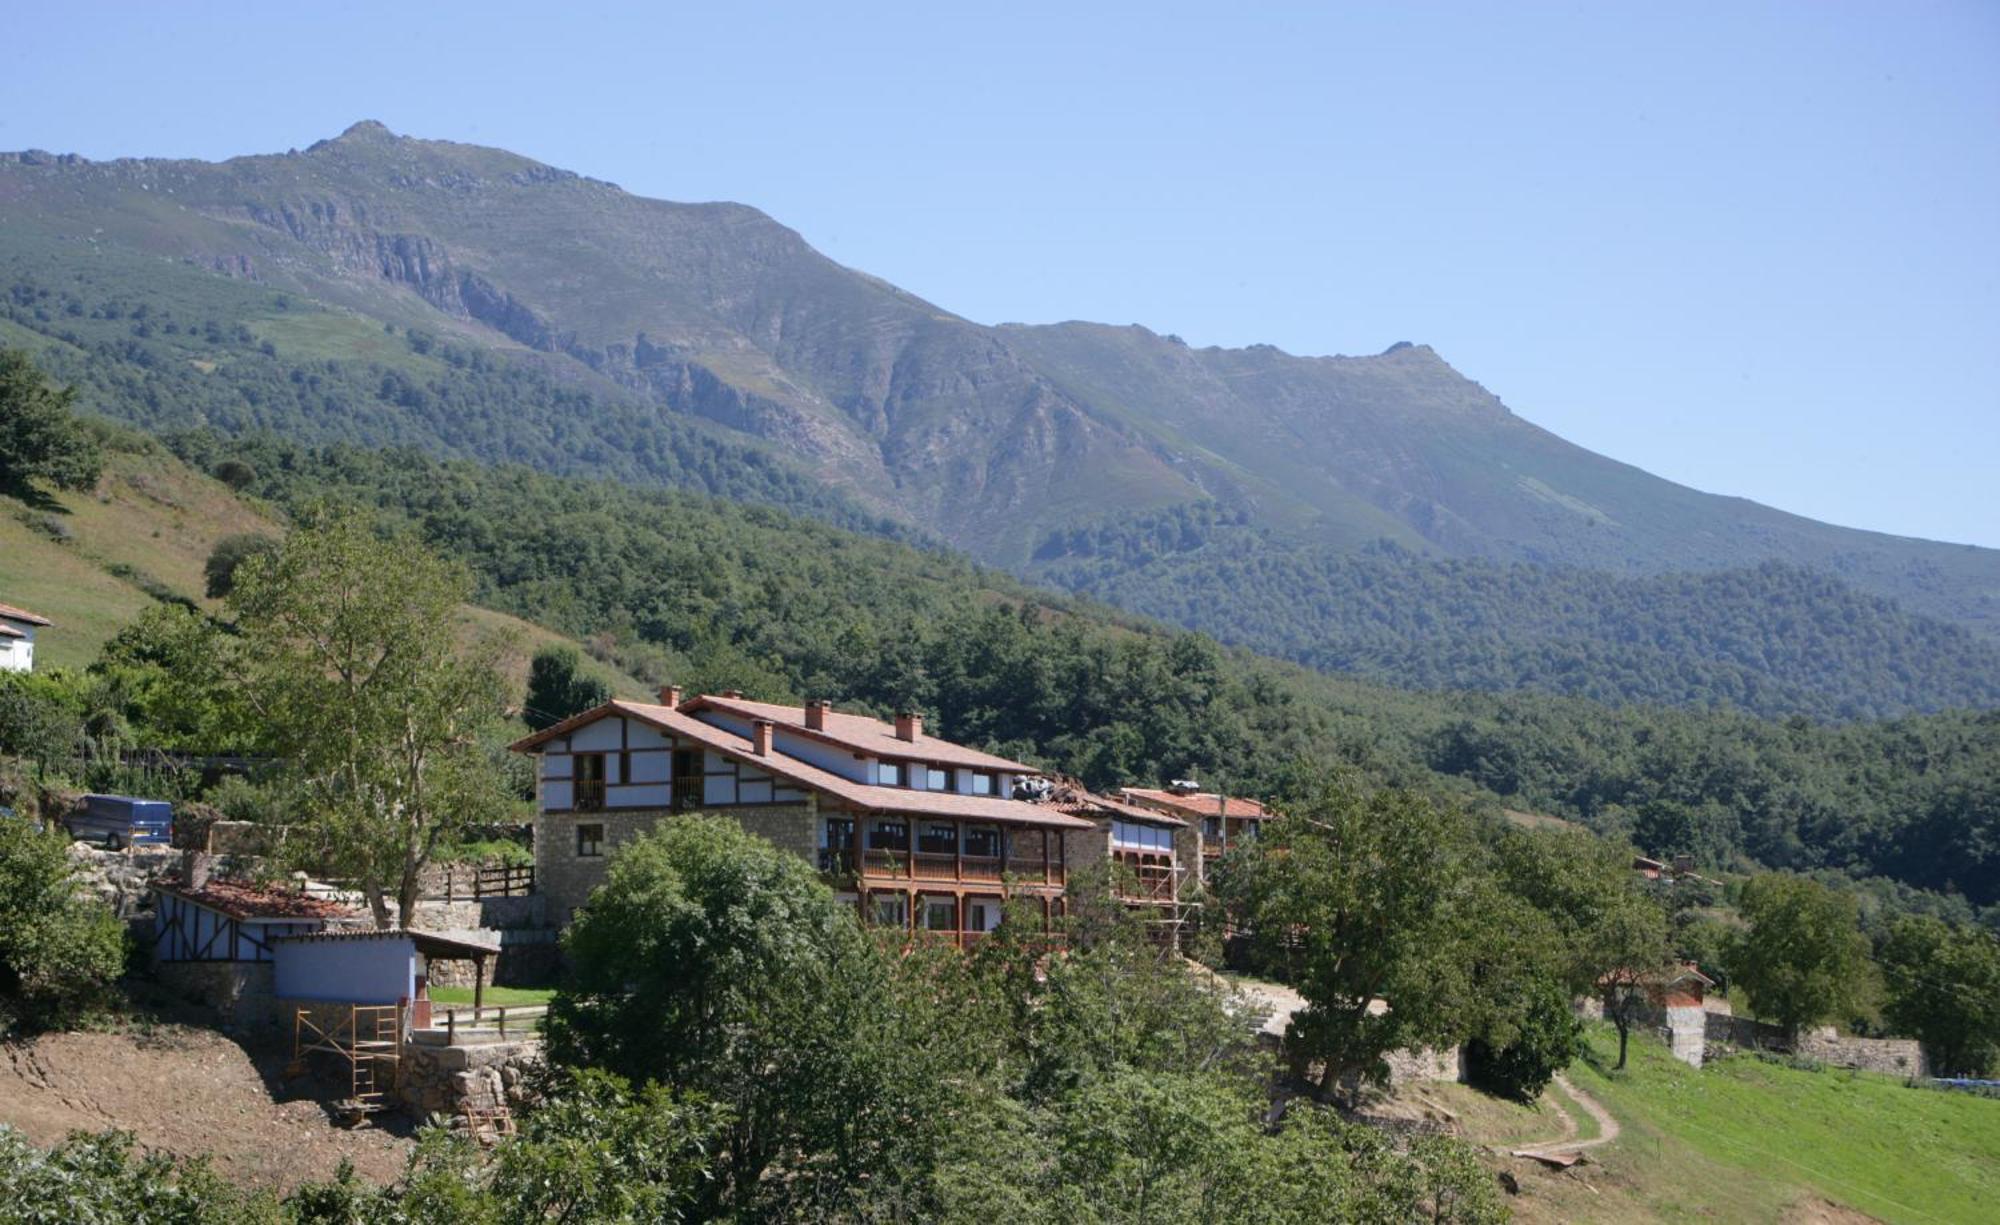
[3,124,1993,636]
[0,431,644,697]
[1437,1027,2000,1224]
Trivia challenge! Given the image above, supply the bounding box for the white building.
[0,602,51,673]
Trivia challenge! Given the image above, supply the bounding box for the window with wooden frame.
[918,822,956,854]
[574,753,607,811]
[922,897,957,931]
[868,820,909,851]
[963,825,1000,858]
[968,771,996,796]
[575,822,604,858]
[925,765,953,791]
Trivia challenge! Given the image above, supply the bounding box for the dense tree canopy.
[0,348,102,495]
[1729,874,1877,1040]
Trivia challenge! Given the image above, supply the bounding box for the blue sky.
[9,2,1997,546]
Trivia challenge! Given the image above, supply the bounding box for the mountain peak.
[337,119,396,142]
[306,120,399,154]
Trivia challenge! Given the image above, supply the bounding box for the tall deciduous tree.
[1729,873,1876,1042]
[230,506,508,928]
[1221,772,1484,1096]
[0,349,101,494]
[1879,915,2000,1077]
[1493,826,1671,1069]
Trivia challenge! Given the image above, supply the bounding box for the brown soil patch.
[0,1019,412,1192]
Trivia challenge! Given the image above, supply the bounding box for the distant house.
[1118,783,1274,882]
[509,688,1098,940]
[0,602,52,673]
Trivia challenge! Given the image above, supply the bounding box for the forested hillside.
[160,431,2000,920]
[1034,510,2000,719]
[4,254,1996,721]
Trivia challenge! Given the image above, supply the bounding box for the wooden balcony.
[573,779,606,812]
[854,847,1064,887]
[671,776,705,811]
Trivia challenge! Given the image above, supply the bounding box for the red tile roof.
[686,695,1039,772]
[1045,784,1188,827]
[511,700,1093,830]
[0,603,52,627]
[0,623,21,639]
[1119,788,1272,821]
[154,877,359,922]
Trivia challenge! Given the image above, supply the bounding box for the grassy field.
[1463,1026,2000,1224]
[428,985,554,1007]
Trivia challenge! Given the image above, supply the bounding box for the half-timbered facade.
[152,878,356,963]
[511,690,1097,939]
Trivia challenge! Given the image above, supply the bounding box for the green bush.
[0,817,125,1034]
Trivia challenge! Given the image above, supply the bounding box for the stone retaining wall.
[157,960,277,1031]
[1704,1013,1928,1077]
[398,1036,543,1121]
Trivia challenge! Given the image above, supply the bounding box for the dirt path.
[0,1021,413,1192]
[1511,1074,1621,1158]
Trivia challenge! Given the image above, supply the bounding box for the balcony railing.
[854,847,1063,886]
[573,779,605,811]
[671,777,705,811]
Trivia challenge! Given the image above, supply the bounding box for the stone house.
[510,689,1099,941]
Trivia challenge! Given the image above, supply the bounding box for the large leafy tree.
[1729,873,1876,1042]
[229,506,509,928]
[0,348,102,494]
[547,817,970,1219]
[1878,915,2000,1077]
[1220,772,1485,1096]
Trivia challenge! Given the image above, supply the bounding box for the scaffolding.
[287,1003,404,1120]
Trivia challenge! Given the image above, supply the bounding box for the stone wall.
[535,807,670,921]
[1385,1044,1466,1087]
[398,1036,543,1122]
[1704,1013,1928,1077]
[730,805,817,863]
[423,929,563,989]
[157,960,277,1031]
[536,805,822,920]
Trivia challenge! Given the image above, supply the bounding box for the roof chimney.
[805,699,829,731]
[894,711,922,742]
[752,719,773,756]
[658,683,682,707]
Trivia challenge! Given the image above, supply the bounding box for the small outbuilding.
[152,877,356,964]
[273,928,501,1026]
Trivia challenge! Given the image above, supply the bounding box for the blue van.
[68,794,173,850]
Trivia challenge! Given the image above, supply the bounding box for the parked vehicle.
[67,794,173,850]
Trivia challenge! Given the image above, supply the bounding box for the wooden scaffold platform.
[286,1003,403,1123]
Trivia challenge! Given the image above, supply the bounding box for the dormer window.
[969,771,995,796]
[926,765,953,791]
[876,761,906,787]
